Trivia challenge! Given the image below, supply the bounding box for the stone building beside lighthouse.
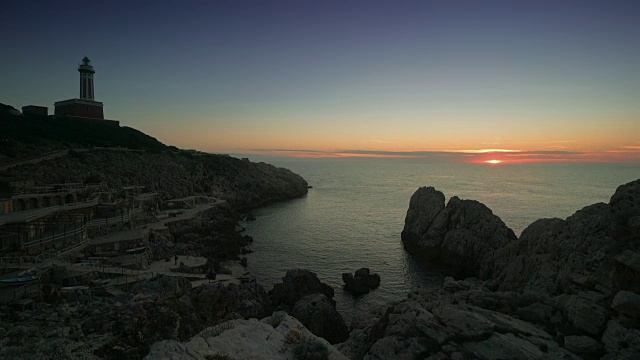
[54,57,105,119]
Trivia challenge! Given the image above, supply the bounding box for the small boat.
[0,275,39,285]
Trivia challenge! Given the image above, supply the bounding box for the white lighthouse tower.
[78,56,95,100]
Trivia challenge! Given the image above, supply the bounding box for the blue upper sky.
[2,0,639,162]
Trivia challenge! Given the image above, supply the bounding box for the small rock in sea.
[342,267,381,296]
[240,257,248,267]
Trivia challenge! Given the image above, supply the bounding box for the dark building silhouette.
[21,105,48,116]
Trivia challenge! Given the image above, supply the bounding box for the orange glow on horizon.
[233,147,640,164]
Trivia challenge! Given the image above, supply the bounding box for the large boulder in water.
[401,186,517,279]
[269,268,335,310]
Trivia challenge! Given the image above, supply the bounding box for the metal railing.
[11,182,107,195]
[0,198,99,225]
[87,207,142,227]
[0,255,45,268]
[23,225,86,249]
[11,281,40,301]
[50,239,89,259]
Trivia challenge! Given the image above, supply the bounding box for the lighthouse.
[78,56,95,100]
[54,56,105,119]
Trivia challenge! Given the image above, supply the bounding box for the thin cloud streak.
[239,148,626,163]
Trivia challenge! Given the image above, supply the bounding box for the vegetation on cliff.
[0,112,170,160]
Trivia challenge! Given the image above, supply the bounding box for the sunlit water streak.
[241,159,640,322]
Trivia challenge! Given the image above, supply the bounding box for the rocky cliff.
[1,109,308,208]
[494,179,640,296]
[345,179,640,359]
[2,149,308,208]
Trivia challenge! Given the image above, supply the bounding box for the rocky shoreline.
[0,202,281,359]
[144,179,639,360]
[340,178,639,360]
[1,146,638,360]
[0,147,312,359]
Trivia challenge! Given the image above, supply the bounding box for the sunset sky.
[1,0,639,163]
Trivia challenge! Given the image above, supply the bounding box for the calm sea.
[240,158,640,322]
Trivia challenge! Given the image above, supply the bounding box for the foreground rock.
[0,276,274,360]
[342,267,381,295]
[192,281,272,325]
[291,293,349,344]
[379,179,640,360]
[145,313,348,360]
[339,283,581,360]
[495,179,640,297]
[270,269,349,344]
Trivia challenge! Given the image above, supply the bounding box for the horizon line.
[216,147,640,164]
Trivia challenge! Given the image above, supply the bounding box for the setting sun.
[486,159,502,164]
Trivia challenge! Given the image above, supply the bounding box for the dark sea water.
[240,158,640,322]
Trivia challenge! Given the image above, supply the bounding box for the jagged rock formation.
[144,313,348,359]
[340,275,639,359]
[95,277,273,358]
[494,179,640,296]
[364,179,640,360]
[270,269,349,344]
[339,280,581,360]
[401,186,517,278]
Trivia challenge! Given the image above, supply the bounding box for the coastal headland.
[0,110,311,358]
[0,110,639,359]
